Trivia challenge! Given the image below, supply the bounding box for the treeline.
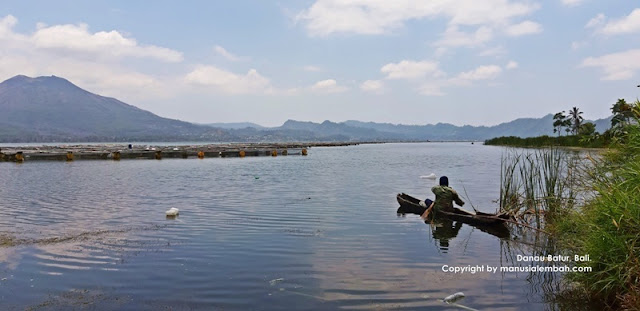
[485,99,637,148]
[484,134,610,148]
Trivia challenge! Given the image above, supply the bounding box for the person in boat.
[431,176,465,213]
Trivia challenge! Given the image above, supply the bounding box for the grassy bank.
[485,134,609,148]
[497,115,640,308]
[553,123,640,308]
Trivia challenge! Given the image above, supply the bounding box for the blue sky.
[1,1,639,126]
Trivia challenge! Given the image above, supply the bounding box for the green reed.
[499,147,578,227]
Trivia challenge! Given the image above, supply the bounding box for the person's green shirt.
[431,185,465,212]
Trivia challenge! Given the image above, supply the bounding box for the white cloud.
[600,9,640,35]
[454,65,503,82]
[296,0,540,36]
[586,13,606,28]
[479,46,508,57]
[379,59,447,95]
[571,41,587,50]
[561,0,585,7]
[381,60,444,80]
[30,23,182,62]
[434,26,493,48]
[506,61,519,69]
[214,45,243,61]
[0,15,176,101]
[360,80,383,93]
[376,59,505,95]
[580,49,640,80]
[310,79,348,93]
[303,65,323,72]
[418,84,446,96]
[185,65,273,94]
[0,14,17,34]
[504,20,543,36]
[0,53,170,102]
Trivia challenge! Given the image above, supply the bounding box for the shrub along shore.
[496,100,640,308]
[484,134,609,148]
[553,123,640,309]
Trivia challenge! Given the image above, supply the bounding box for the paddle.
[421,201,435,220]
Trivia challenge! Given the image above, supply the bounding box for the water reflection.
[397,202,510,253]
[396,198,602,310]
[429,219,462,252]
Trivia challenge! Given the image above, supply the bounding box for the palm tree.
[569,107,583,135]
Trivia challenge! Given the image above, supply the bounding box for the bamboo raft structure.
[0,142,363,162]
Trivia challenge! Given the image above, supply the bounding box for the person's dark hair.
[439,176,449,186]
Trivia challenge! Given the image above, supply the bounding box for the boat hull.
[396,193,510,226]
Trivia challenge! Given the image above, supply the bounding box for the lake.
[0,143,580,310]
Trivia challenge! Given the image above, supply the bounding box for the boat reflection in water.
[396,195,511,251]
[428,218,463,251]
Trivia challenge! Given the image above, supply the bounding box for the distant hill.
[204,122,266,129]
[279,120,404,140]
[344,114,612,141]
[0,75,235,142]
[0,75,615,143]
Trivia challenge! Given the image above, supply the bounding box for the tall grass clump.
[499,153,521,212]
[557,121,640,308]
[499,147,582,227]
[537,148,565,215]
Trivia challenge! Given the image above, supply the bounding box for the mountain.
[344,114,613,141]
[0,75,235,142]
[0,75,615,143]
[280,120,404,140]
[204,122,266,129]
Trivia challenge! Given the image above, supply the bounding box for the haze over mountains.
[0,75,612,143]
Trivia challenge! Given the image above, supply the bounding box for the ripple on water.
[0,144,571,310]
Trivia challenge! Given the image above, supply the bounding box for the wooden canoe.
[396,193,510,226]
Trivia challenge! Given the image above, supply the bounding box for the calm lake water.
[0,143,578,310]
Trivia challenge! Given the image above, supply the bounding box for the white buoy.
[165,208,179,217]
[420,173,437,179]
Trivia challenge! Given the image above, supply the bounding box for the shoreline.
[0,142,366,162]
[483,143,608,152]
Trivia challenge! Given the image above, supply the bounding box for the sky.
[0,1,639,127]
